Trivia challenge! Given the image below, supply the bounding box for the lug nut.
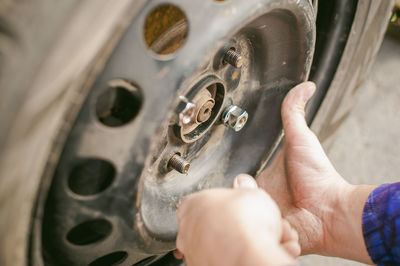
[176,96,196,126]
[222,105,248,132]
[168,154,190,174]
[223,49,244,68]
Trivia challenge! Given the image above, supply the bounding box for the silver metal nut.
[176,96,196,126]
[222,105,248,132]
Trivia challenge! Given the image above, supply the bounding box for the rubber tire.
[0,1,394,265]
[311,1,394,148]
[0,1,145,265]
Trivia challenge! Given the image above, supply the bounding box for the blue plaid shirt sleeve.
[362,183,400,265]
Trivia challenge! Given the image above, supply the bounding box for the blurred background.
[300,4,400,265]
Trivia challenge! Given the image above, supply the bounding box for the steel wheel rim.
[36,0,316,265]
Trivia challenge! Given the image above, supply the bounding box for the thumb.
[233,174,258,189]
[281,82,316,142]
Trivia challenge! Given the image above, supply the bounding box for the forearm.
[323,184,376,263]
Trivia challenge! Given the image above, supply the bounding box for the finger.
[281,219,299,243]
[233,174,258,189]
[281,219,301,257]
[175,229,185,258]
[176,193,195,220]
[282,240,301,258]
[175,204,188,257]
[281,81,316,142]
[173,249,184,260]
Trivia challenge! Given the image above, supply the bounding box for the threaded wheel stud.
[168,154,190,174]
[223,49,244,68]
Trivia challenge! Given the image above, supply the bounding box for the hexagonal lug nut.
[222,105,248,132]
[175,96,196,126]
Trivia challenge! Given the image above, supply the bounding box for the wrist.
[323,183,376,263]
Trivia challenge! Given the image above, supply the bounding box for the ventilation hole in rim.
[88,251,127,266]
[132,255,157,266]
[68,158,115,196]
[144,4,188,55]
[147,252,182,265]
[66,219,112,246]
[96,79,143,127]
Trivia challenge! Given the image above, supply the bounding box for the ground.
[299,36,400,265]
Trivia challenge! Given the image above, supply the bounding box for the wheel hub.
[41,0,315,265]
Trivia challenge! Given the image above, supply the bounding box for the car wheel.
[0,0,394,265]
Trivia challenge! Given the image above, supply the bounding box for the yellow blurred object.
[388,4,400,39]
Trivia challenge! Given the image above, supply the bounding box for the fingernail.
[173,250,184,260]
[234,174,258,189]
[301,82,316,103]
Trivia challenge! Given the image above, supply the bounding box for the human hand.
[257,82,375,263]
[175,175,300,266]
